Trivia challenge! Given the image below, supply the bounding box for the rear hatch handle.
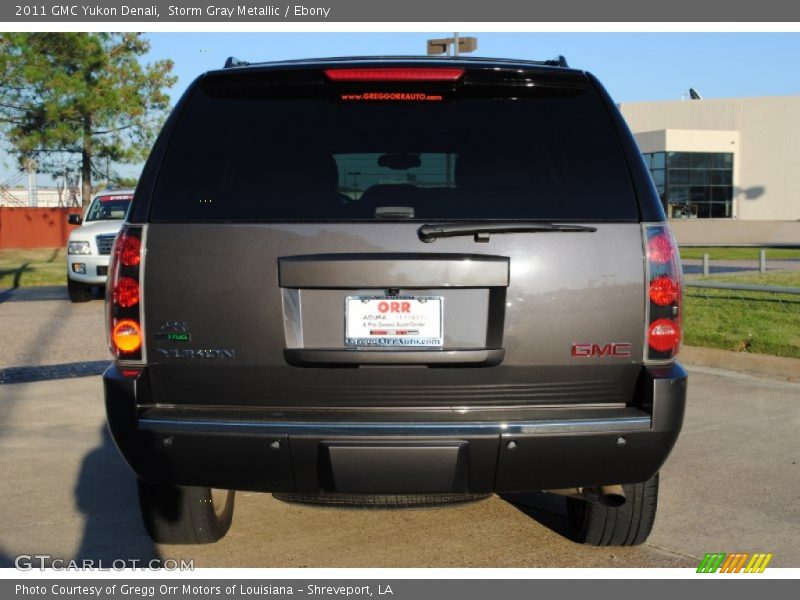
[418,222,597,243]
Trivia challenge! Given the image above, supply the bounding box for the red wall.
[0,207,82,249]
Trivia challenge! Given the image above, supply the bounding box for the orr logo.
[571,342,632,358]
[377,301,412,314]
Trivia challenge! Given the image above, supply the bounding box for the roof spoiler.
[224,56,250,69]
[223,55,570,69]
[546,55,569,68]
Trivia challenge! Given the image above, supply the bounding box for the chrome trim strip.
[278,253,509,289]
[138,416,651,437]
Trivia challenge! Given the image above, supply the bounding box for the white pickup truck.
[66,189,134,302]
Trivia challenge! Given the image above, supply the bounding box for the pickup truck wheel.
[273,492,490,509]
[137,481,234,544]
[566,473,659,546]
[67,279,92,303]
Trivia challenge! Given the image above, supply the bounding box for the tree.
[0,33,175,206]
[113,176,140,189]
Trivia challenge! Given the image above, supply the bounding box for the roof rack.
[546,55,569,68]
[219,55,571,71]
[224,56,250,69]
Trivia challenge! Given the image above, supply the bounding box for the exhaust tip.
[598,485,626,507]
[544,484,627,507]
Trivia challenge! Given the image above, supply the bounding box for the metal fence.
[680,245,800,308]
[684,281,800,296]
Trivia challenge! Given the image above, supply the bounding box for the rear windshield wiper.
[417,222,598,243]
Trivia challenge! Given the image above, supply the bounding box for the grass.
[685,272,800,287]
[683,271,800,358]
[680,247,800,261]
[0,248,67,288]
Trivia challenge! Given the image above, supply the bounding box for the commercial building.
[619,95,800,222]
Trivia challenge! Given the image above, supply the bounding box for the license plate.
[345,296,443,347]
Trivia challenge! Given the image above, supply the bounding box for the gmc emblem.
[571,343,632,358]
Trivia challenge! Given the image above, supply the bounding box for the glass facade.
[643,151,734,219]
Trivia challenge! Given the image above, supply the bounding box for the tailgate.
[143,222,645,409]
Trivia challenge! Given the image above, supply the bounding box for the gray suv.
[103,56,687,547]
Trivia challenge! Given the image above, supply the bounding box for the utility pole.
[24,159,38,207]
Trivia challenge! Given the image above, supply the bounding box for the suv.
[104,57,687,547]
[66,190,134,302]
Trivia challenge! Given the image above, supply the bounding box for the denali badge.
[571,343,632,358]
[156,348,236,359]
[159,320,189,332]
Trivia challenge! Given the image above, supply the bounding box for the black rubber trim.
[273,491,490,510]
[283,348,505,367]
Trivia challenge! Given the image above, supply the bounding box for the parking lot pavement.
[0,286,108,370]
[0,367,798,568]
[1,289,798,567]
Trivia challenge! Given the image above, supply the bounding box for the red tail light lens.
[649,275,679,306]
[107,226,143,360]
[324,68,465,82]
[120,235,141,267]
[644,225,682,361]
[113,276,139,308]
[647,233,675,264]
[648,319,681,353]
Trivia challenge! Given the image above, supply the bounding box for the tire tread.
[567,473,659,547]
[138,482,234,544]
[67,280,92,303]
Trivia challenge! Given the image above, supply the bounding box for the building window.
[643,151,734,218]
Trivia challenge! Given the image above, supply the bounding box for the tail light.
[107,226,144,361]
[644,224,682,362]
[324,68,465,82]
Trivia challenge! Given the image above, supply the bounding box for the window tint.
[150,76,637,221]
[335,153,455,200]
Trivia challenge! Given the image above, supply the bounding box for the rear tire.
[67,279,92,303]
[566,473,659,546]
[137,481,234,544]
[274,491,490,509]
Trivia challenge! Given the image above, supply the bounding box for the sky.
[4,32,800,185]
[147,32,800,103]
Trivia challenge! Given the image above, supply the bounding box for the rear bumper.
[104,363,687,494]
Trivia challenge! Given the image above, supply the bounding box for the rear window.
[149,71,637,222]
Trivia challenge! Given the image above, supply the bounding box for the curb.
[680,345,800,382]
